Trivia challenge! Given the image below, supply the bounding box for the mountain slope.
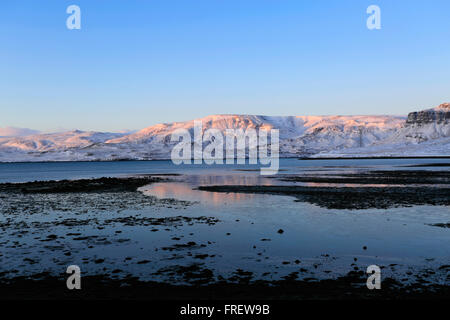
[0,104,448,162]
[319,103,450,157]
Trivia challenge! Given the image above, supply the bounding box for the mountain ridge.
[0,104,448,162]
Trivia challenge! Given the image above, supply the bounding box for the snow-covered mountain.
[1,103,449,162]
[319,103,450,157]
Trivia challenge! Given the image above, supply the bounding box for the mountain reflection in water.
[141,174,275,205]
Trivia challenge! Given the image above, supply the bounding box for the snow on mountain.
[0,103,448,162]
[0,130,126,151]
[280,115,404,156]
[0,131,127,162]
[319,103,450,157]
[101,114,405,159]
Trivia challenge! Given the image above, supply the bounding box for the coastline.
[1,155,450,164]
[300,156,450,160]
[1,270,449,300]
[0,161,448,300]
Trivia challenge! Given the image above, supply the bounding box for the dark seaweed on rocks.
[0,177,194,216]
[197,185,450,210]
[0,177,165,194]
[279,170,450,185]
[104,216,219,227]
[0,269,448,300]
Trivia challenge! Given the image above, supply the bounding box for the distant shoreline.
[300,156,450,160]
[1,155,450,164]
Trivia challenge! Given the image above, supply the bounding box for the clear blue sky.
[1,0,450,132]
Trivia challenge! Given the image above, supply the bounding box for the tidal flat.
[0,159,448,299]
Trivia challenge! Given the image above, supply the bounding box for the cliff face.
[406,103,450,125]
[397,103,450,144]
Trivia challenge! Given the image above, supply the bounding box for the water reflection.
[185,174,273,186]
[141,174,275,206]
[140,171,449,206]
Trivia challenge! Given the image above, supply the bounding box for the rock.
[406,103,450,125]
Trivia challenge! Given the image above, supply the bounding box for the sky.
[1,0,450,132]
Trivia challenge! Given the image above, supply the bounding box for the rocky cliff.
[406,103,450,125]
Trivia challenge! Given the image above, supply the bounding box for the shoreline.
[1,271,449,300]
[1,155,450,164]
[0,169,448,300]
[300,156,450,160]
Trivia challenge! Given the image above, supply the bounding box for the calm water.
[0,158,449,183]
[0,159,449,284]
